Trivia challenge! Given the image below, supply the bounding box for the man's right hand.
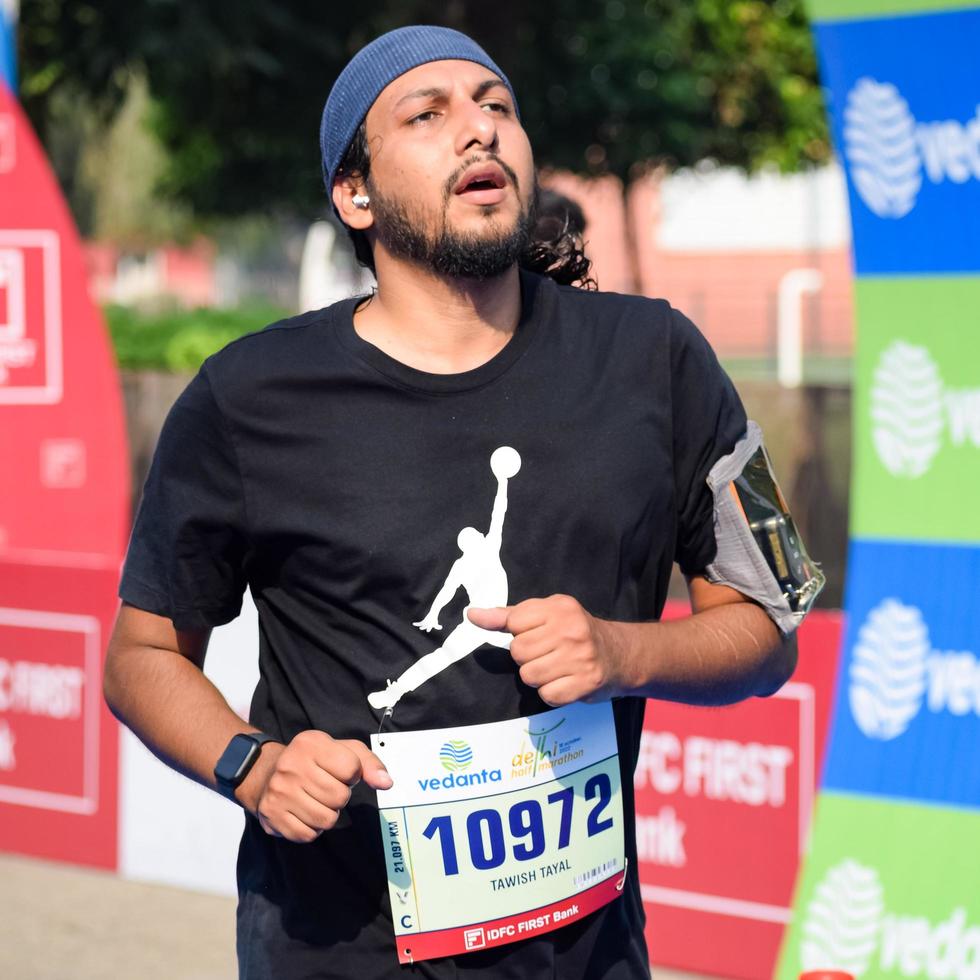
[236,731,393,843]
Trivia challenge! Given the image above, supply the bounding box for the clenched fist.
[237,731,392,843]
[467,594,631,706]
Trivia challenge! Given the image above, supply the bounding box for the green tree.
[20,0,829,219]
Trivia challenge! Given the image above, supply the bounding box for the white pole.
[298,221,338,314]
[298,220,373,314]
[777,268,824,388]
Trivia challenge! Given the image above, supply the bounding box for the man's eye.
[409,111,437,125]
[483,102,510,115]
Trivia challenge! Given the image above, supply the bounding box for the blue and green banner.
[0,6,14,92]
[781,3,980,976]
[778,794,980,980]
[814,8,980,274]
[824,540,980,809]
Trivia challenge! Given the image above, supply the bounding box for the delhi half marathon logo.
[438,739,473,773]
[871,340,980,478]
[849,598,980,741]
[800,859,980,979]
[842,77,980,218]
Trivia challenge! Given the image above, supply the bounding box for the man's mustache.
[442,154,521,204]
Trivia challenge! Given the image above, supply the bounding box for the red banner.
[0,80,129,560]
[0,562,121,868]
[640,604,842,978]
[0,83,128,868]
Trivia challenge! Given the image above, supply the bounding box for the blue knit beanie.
[320,26,519,213]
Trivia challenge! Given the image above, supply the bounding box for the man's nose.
[455,101,499,155]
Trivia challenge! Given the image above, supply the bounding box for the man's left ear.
[333,177,373,230]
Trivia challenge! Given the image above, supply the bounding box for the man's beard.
[365,166,536,281]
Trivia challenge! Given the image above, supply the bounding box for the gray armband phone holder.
[704,421,825,635]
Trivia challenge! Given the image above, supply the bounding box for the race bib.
[371,701,625,965]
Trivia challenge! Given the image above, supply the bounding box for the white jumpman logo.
[367,446,521,711]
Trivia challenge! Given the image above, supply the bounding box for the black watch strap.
[214,732,281,803]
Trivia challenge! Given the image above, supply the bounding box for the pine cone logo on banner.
[843,77,922,218]
[849,598,929,740]
[800,859,884,977]
[871,340,945,477]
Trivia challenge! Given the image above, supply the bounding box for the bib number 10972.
[372,702,625,965]
[421,772,614,876]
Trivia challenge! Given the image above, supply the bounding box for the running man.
[105,25,801,979]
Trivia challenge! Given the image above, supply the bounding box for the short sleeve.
[119,365,250,630]
[670,308,748,575]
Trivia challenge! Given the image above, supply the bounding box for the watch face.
[216,734,258,786]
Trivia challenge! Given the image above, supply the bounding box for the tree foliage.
[20,0,829,220]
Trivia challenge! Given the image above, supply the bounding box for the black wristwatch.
[214,732,280,803]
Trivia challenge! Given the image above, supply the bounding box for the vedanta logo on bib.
[439,739,473,773]
[843,77,980,218]
[419,739,502,791]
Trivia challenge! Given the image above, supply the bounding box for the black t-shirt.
[119,270,746,980]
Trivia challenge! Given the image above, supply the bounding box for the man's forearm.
[104,607,392,843]
[603,602,796,706]
[468,593,797,708]
[103,644,260,793]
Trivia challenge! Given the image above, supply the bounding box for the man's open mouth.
[454,165,508,195]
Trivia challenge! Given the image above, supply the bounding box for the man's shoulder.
[543,276,697,346]
[552,279,671,317]
[201,296,362,383]
[214,302,344,357]
[534,277,726,387]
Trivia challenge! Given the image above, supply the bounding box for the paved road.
[1,853,236,980]
[1,852,711,980]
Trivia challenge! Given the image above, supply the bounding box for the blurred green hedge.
[104,303,289,372]
[105,303,854,384]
